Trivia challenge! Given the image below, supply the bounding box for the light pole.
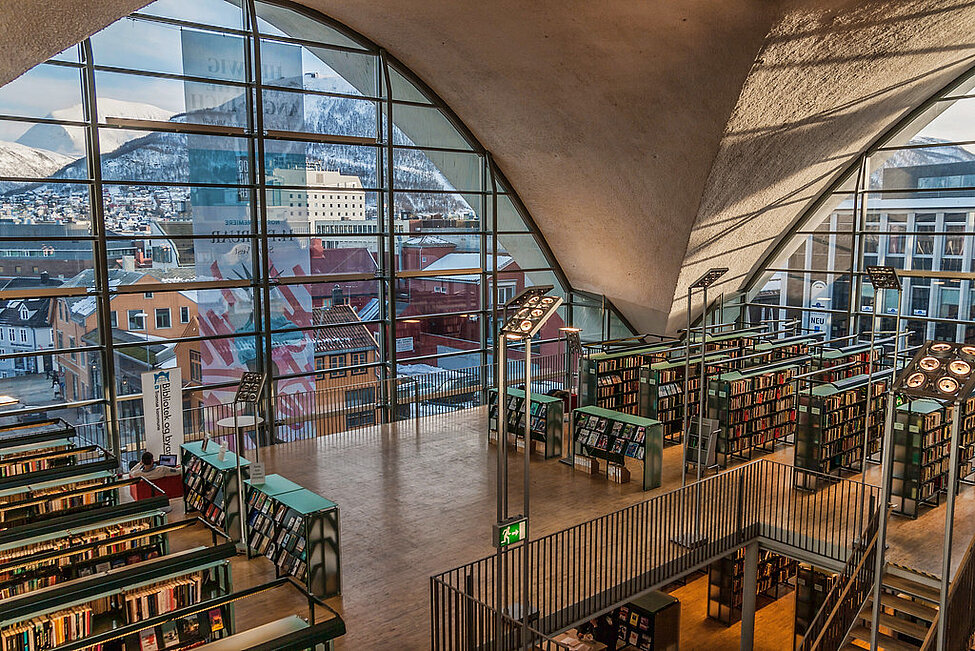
[559,327,583,468]
[863,265,902,651]
[492,286,562,649]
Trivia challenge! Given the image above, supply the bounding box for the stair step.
[865,593,939,622]
[883,574,942,604]
[859,609,931,641]
[848,625,921,651]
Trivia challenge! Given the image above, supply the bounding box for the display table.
[181,441,250,539]
[572,406,663,490]
[552,633,607,650]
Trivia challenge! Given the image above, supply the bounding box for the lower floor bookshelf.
[707,547,797,626]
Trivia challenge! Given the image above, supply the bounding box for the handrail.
[919,521,975,650]
[802,506,882,650]
[431,459,879,649]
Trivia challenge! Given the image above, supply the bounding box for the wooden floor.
[166,406,975,649]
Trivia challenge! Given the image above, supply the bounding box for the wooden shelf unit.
[810,344,881,384]
[245,474,341,598]
[181,440,250,540]
[708,358,809,466]
[707,547,797,626]
[891,396,975,518]
[572,406,663,490]
[794,371,888,489]
[487,387,564,459]
[744,335,816,368]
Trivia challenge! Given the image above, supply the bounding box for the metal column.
[937,398,963,651]
[740,541,759,651]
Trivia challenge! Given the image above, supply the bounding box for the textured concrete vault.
[3,0,975,333]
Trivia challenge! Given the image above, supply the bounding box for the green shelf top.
[629,590,678,614]
[649,352,731,371]
[897,398,944,415]
[245,473,303,497]
[0,469,114,499]
[716,358,807,382]
[196,616,308,650]
[586,342,673,361]
[819,343,871,360]
[753,336,815,352]
[493,386,562,404]
[574,405,661,427]
[182,441,251,470]
[274,487,337,514]
[0,438,73,457]
[688,328,763,343]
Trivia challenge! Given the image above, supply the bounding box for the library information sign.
[493,516,527,548]
[142,368,184,457]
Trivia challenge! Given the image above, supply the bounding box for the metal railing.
[920,529,975,650]
[799,504,882,651]
[431,459,879,650]
[70,353,569,461]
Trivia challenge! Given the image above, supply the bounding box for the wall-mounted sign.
[396,337,414,353]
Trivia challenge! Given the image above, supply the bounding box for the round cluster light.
[949,360,972,378]
[519,320,533,332]
[919,356,941,371]
[931,343,953,353]
[963,346,975,356]
[906,372,927,389]
[938,377,960,395]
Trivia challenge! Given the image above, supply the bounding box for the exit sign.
[493,516,527,548]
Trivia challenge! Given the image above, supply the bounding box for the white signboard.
[250,461,266,486]
[396,337,414,353]
[141,368,184,457]
[807,280,831,334]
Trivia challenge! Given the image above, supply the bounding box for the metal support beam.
[740,541,759,651]
[937,399,963,651]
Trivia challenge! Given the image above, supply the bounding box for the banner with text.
[142,368,184,457]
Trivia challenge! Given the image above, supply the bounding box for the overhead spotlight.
[865,265,901,290]
[500,286,563,337]
[690,268,729,289]
[896,340,975,401]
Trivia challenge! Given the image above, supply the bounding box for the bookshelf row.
[794,371,888,487]
[572,406,663,491]
[707,547,797,626]
[181,440,250,539]
[891,395,975,518]
[487,387,564,459]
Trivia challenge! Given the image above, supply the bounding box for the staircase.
[842,565,940,651]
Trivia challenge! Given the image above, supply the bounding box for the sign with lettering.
[142,368,184,457]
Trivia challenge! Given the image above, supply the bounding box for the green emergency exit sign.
[493,516,527,548]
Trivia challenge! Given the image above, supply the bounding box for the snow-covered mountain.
[0,142,74,193]
[16,99,174,155]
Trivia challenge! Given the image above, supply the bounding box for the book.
[140,628,160,651]
[209,608,224,632]
[161,621,179,647]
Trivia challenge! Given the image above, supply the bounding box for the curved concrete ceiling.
[4,0,975,333]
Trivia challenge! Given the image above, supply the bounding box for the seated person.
[130,451,180,481]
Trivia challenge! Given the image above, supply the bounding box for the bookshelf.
[743,335,816,368]
[579,344,673,414]
[891,396,975,518]
[793,564,833,648]
[638,353,730,445]
[245,474,341,598]
[487,387,564,459]
[0,544,235,650]
[181,440,250,539]
[0,517,209,600]
[708,358,808,466]
[57,578,346,651]
[0,418,75,448]
[811,344,880,383]
[707,548,797,626]
[794,371,889,489]
[0,447,116,492]
[572,406,663,490]
[614,591,680,650]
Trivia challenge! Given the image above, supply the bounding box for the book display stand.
[245,473,341,598]
[488,387,564,459]
[572,405,663,490]
[181,440,250,540]
[614,591,680,650]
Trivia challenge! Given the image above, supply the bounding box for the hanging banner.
[142,368,184,457]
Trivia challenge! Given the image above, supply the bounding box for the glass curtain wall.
[0,0,628,453]
[745,67,975,347]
